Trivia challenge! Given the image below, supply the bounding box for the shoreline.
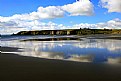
[0,47,121,81]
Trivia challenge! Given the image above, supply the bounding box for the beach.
[0,47,121,81]
[1,0,121,80]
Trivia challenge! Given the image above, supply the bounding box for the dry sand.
[0,47,121,81]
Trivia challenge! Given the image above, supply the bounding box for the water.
[1,35,121,63]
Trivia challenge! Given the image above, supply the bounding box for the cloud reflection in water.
[1,36,121,63]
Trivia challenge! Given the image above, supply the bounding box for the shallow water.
[1,35,121,63]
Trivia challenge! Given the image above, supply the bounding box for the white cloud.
[72,18,121,29]
[0,0,95,34]
[62,0,94,16]
[0,20,65,34]
[100,0,121,13]
[37,6,64,19]
[0,6,64,22]
[0,0,121,35]
[0,18,121,35]
[51,18,121,30]
[0,0,94,22]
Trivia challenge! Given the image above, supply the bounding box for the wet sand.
[0,47,121,81]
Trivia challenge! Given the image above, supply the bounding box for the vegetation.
[13,29,121,35]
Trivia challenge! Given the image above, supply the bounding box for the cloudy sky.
[0,0,121,34]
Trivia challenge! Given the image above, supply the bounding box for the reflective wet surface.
[1,35,121,63]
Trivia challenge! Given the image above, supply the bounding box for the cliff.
[13,29,121,35]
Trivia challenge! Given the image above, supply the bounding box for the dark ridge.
[12,29,121,36]
[0,46,23,52]
[20,37,81,41]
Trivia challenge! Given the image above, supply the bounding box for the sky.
[0,0,121,34]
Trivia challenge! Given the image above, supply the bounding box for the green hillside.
[13,29,121,35]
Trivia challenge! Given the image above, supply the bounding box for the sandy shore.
[0,47,121,81]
